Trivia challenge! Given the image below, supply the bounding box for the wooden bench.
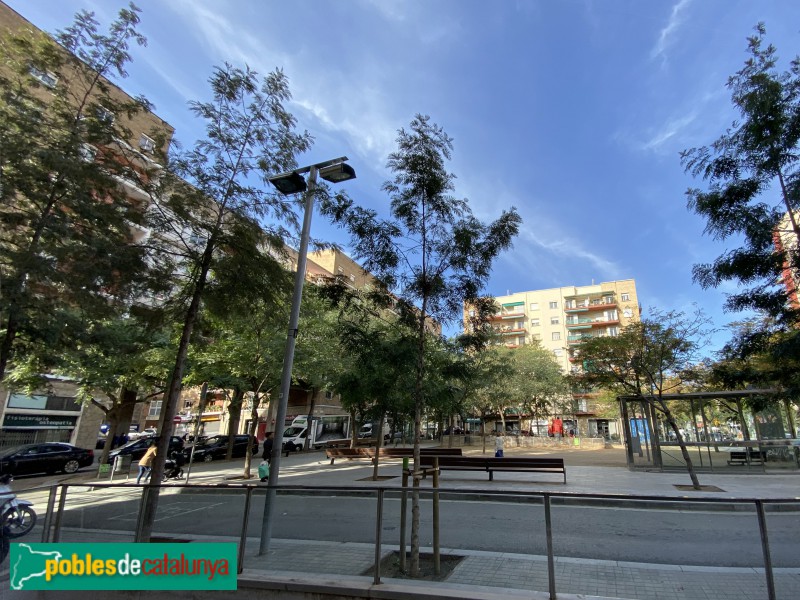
[326,447,462,465]
[728,449,767,465]
[419,456,567,483]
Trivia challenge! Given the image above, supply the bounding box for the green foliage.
[681,24,800,324]
[712,318,800,404]
[574,307,711,397]
[145,61,312,425]
[0,4,160,381]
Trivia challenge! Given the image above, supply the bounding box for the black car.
[106,435,184,463]
[0,443,94,476]
[184,435,258,463]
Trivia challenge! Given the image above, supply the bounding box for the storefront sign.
[3,414,78,429]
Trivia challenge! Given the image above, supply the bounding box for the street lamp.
[259,156,356,555]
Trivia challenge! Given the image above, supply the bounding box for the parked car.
[0,443,94,476]
[106,436,184,463]
[183,435,258,463]
[128,427,157,441]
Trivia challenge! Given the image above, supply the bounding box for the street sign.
[173,415,182,424]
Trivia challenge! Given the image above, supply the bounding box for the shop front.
[0,392,83,448]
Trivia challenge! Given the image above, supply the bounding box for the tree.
[321,115,520,576]
[137,64,311,541]
[682,24,800,326]
[0,4,164,382]
[507,344,569,435]
[573,308,712,489]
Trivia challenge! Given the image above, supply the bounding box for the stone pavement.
[4,444,800,599]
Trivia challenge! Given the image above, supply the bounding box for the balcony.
[567,334,592,345]
[497,327,527,336]
[566,316,620,329]
[489,311,525,321]
[564,298,617,313]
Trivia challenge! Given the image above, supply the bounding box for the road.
[32,486,800,569]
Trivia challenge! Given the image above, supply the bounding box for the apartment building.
[468,279,640,437]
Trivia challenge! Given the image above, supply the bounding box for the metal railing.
[33,482,799,600]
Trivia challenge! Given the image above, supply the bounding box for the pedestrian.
[136,444,157,484]
[495,432,504,458]
[261,432,274,464]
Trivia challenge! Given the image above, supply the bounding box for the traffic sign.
[173,415,182,424]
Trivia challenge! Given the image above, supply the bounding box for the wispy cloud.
[511,223,623,282]
[641,111,698,152]
[651,0,693,65]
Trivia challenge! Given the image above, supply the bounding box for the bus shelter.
[618,390,799,473]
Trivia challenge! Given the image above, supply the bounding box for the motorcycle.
[162,451,185,481]
[0,473,37,538]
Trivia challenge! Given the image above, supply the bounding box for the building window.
[79,143,96,163]
[139,134,156,153]
[29,65,58,88]
[148,400,162,418]
[325,391,333,400]
[349,274,355,282]
[531,333,541,341]
[95,106,115,125]
[623,308,633,318]
[621,293,630,302]
[552,332,561,341]
[607,327,619,337]
[529,303,539,311]
[184,400,193,409]
[552,348,563,357]
[549,301,558,309]
[468,309,475,317]
[550,316,560,325]
[530,318,540,327]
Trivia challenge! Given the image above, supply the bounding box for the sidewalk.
[5,445,800,599]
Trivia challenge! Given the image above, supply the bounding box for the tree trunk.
[410,306,427,577]
[226,388,245,460]
[372,411,386,480]
[304,388,316,452]
[243,393,262,478]
[137,236,216,542]
[657,398,701,489]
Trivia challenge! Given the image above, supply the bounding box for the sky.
[8,0,800,352]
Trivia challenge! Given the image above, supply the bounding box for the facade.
[468,280,640,438]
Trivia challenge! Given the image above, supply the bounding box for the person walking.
[261,432,274,464]
[495,432,504,458]
[136,444,157,484]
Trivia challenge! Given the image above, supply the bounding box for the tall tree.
[573,308,711,489]
[682,24,800,326]
[0,4,163,381]
[321,114,520,576]
[508,343,569,435]
[137,64,311,541]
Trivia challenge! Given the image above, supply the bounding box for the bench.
[326,447,462,465]
[728,449,767,465]
[419,456,567,483]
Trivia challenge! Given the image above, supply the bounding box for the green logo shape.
[10,543,237,590]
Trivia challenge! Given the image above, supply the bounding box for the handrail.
[39,481,799,600]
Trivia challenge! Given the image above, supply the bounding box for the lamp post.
[259,157,356,555]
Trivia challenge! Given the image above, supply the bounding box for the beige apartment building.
[470,279,640,438]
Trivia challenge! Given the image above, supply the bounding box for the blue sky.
[8,0,800,351]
